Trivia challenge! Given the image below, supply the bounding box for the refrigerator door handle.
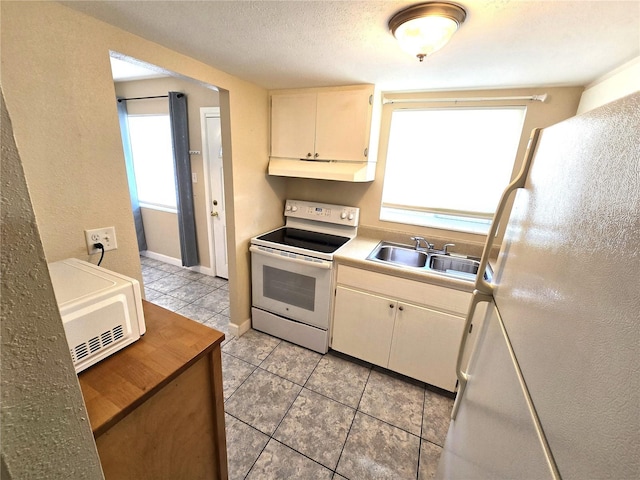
[475,128,541,295]
[451,289,493,420]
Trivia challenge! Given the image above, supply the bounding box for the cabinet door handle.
[306,153,312,158]
[398,306,404,311]
[389,304,394,308]
[314,153,319,158]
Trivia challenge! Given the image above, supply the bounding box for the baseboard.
[229,317,251,338]
[140,250,215,277]
[140,250,182,266]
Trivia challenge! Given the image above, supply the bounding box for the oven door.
[250,245,333,329]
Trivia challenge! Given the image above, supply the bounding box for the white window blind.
[381,107,526,233]
[128,115,177,211]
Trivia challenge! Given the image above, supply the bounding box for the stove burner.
[256,227,350,254]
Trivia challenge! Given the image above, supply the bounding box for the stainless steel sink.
[429,254,480,276]
[371,245,428,268]
[366,241,492,282]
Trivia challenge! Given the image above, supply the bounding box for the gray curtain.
[168,92,199,267]
[116,98,147,252]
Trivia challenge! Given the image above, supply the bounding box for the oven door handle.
[250,245,332,270]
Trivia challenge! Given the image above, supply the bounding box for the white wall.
[577,56,640,114]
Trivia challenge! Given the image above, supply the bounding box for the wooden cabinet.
[78,301,227,480]
[270,86,374,162]
[332,265,471,392]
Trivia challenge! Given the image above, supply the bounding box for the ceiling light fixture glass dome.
[389,2,467,62]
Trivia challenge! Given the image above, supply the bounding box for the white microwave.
[48,258,145,373]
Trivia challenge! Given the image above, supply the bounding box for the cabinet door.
[315,89,372,162]
[331,286,395,367]
[270,93,317,159]
[388,303,465,392]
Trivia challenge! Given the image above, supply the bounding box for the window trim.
[378,102,528,235]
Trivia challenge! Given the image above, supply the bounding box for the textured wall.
[1,1,286,331]
[1,91,104,479]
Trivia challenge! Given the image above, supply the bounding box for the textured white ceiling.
[62,0,640,90]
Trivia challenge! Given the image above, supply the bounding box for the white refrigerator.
[436,92,639,479]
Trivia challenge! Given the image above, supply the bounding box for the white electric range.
[250,199,359,353]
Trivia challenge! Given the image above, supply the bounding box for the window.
[128,115,177,211]
[380,106,526,234]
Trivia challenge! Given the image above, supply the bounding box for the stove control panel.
[285,200,359,227]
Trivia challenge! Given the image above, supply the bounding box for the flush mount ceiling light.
[389,2,467,62]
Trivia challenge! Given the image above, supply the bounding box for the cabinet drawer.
[337,265,471,315]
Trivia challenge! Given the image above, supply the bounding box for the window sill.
[380,206,492,235]
[139,203,178,214]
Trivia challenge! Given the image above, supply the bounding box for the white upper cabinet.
[269,85,379,182]
[314,89,372,161]
[270,93,317,160]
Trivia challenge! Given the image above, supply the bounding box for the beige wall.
[1,91,104,480]
[115,76,220,269]
[140,207,181,259]
[284,86,583,249]
[1,1,286,332]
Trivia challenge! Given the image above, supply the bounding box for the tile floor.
[141,256,454,480]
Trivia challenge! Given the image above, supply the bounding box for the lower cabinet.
[332,286,396,366]
[331,266,470,392]
[388,302,464,392]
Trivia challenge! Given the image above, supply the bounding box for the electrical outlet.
[85,227,117,255]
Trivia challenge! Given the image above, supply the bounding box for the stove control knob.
[291,205,298,212]
[340,212,347,219]
[348,213,354,221]
[285,205,292,211]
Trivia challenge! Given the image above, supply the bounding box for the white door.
[202,108,228,279]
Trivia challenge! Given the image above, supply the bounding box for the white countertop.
[334,235,481,293]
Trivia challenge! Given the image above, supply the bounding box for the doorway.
[111,54,229,278]
[201,107,228,279]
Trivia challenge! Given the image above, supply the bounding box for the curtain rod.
[117,94,184,103]
[382,94,548,105]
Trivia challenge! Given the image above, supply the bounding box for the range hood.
[268,157,376,182]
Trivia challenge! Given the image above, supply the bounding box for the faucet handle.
[410,236,434,250]
[443,243,456,254]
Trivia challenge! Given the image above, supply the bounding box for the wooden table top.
[78,300,225,437]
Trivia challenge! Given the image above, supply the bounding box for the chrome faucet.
[411,236,434,250]
[442,243,456,255]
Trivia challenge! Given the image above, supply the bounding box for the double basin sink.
[367,241,492,282]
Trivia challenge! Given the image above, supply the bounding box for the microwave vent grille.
[69,324,125,366]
